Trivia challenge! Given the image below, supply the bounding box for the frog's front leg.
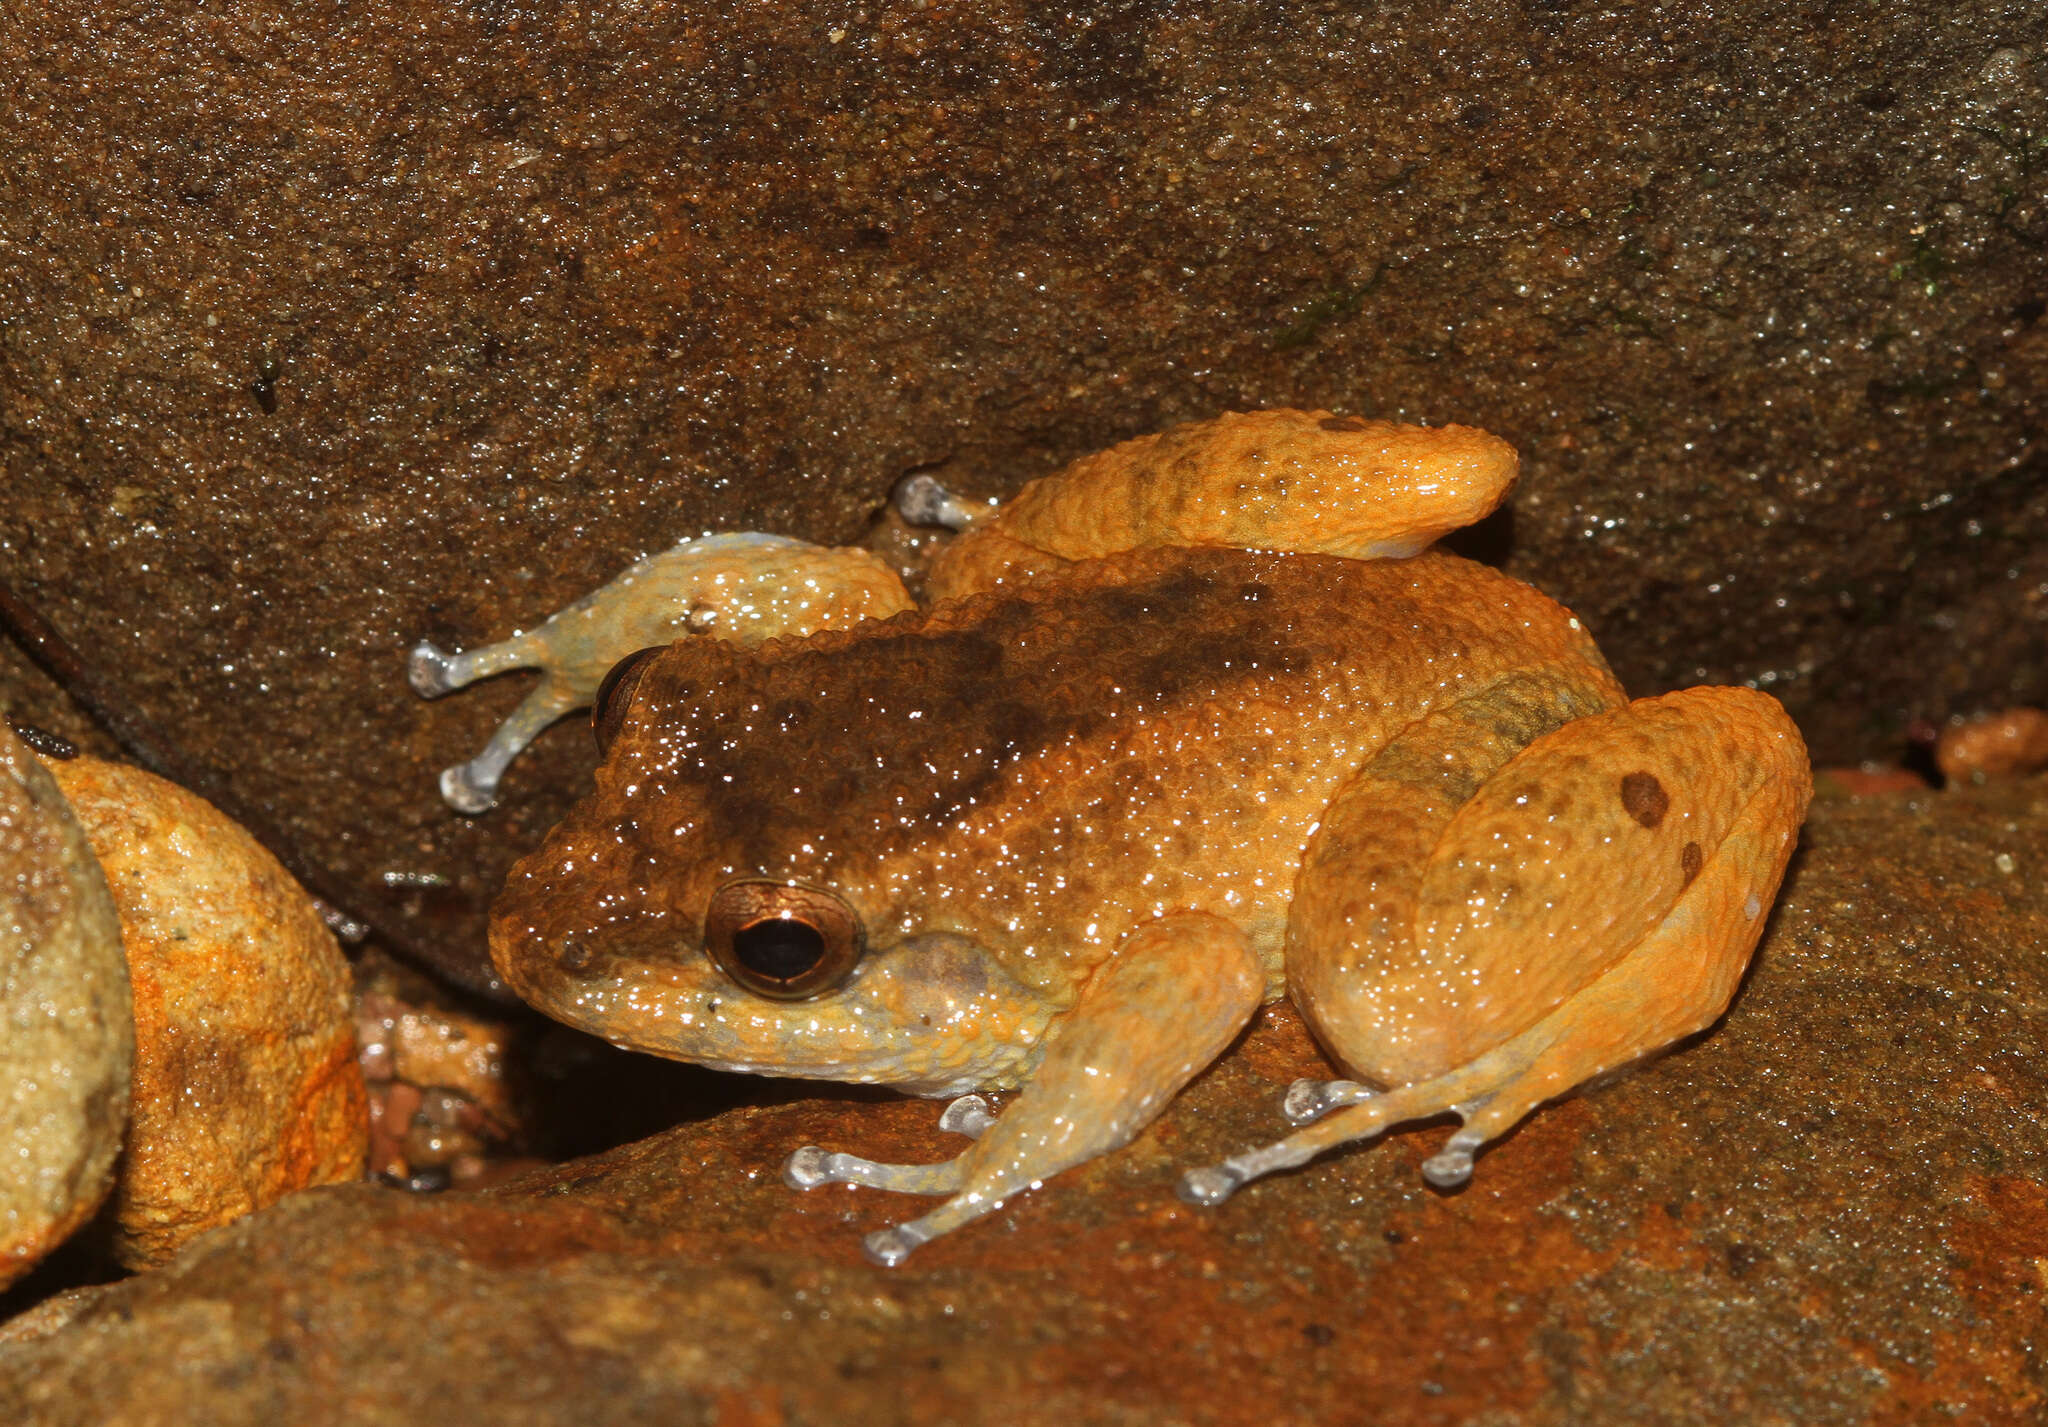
[786,913,1263,1266]
[1182,685,1810,1206]
[410,534,913,812]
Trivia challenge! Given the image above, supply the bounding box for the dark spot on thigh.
[1320,415,1369,431]
[1681,840,1703,885]
[1620,771,1669,829]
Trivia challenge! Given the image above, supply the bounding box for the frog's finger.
[1280,1077,1374,1126]
[782,1146,964,1196]
[861,912,1263,1266]
[776,1093,994,1196]
[893,473,986,532]
[409,636,543,698]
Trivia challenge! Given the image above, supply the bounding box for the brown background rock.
[46,757,366,1269]
[4,2,2046,988]
[0,777,2042,1423]
[0,731,131,1292]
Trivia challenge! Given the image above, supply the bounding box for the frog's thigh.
[1193,687,1810,1202]
[411,535,912,811]
[1285,667,1625,1084]
[859,912,1262,1266]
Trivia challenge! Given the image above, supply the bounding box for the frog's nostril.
[557,938,594,973]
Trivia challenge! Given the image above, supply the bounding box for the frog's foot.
[1281,1077,1374,1125]
[893,473,983,533]
[1178,1064,1503,1206]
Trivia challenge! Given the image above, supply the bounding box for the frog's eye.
[703,880,864,1000]
[592,646,667,757]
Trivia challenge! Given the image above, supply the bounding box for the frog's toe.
[783,1145,837,1190]
[438,761,501,815]
[1175,1163,1249,1207]
[862,1223,932,1268]
[1282,1077,1373,1125]
[893,473,981,532]
[1420,1123,1488,1189]
[408,640,462,697]
[938,1093,996,1139]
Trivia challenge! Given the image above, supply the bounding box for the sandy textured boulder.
[5,1,2045,993]
[44,757,366,1268]
[0,729,132,1290]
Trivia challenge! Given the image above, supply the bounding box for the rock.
[5,2,2045,990]
[1,776,2042,1423]
[354,950,521,1189]
[1937,707,2048,784]
[0,729,131,1291]
[42,757,366,1269]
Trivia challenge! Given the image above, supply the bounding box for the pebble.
[44,756,366,1269]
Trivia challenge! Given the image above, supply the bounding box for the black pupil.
[732,917,827,981]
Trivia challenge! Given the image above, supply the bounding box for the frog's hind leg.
[1182,685,1810,1206]
[926,409,1518,601]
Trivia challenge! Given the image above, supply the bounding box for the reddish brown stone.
[0,776,2042,1422]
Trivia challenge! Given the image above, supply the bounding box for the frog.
[445,408,1812,1266]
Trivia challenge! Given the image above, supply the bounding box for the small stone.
[0,727,132,1291]
[44,757,366,1269]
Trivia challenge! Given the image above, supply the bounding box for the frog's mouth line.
[519,929,1057,1094]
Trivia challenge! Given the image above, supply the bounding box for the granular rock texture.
[0,777,2041,1424]
[0,730,130,1291]
[44,757,366,1269]
[3,2,2045,988]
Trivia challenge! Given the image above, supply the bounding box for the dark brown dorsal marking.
[1320,414,1370,431]
[1620,771,1669,829]
[1680,840,1703,886]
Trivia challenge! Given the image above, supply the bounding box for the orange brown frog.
[436,410,1811,1265]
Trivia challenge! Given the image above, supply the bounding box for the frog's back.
[608,546,1622,993]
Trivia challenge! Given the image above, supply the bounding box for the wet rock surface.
[0,730,131,1292]
[0,778,2041,1424]
[5,2,2047,987]
[44,757,367,1269]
